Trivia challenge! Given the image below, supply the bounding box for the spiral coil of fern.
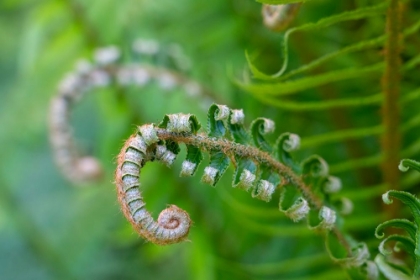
[374,159,420,278]
[50,42,216,185]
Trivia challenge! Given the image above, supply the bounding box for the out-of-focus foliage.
[0,0,419,279]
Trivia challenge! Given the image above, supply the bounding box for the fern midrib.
[381,0,402,219]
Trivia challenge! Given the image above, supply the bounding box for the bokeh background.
[1,0,420,279]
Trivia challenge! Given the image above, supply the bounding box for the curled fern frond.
[332,197,353,216]
[115,104,356,257]
[50,42,217,185]
[374,254,413,280]
[378,235,415,258]
[325,237,375,277]
[399,159,420,173]
[375,219,416,240]
[376,161,420,278]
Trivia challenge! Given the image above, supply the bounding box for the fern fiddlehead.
[50,41,217,184]
[375,159,420,279]
[115,103,375,275]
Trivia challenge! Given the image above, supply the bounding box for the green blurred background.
[1,0,419,279]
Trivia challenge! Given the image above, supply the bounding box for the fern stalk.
[381,0,402,218]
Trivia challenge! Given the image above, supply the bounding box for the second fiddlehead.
[50,41,218,185]
[375,159,420,279]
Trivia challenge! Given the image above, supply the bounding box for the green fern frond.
[115,103,378,277]
[375,159,420,278]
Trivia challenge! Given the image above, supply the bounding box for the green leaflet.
[374,255,413,280]
[202,151,230,186]
[331,197,353,215]
[382,190,420,228]
[247,92,383,111]
[301,155,329,192]
[275,132,300,170]
[181,145,203,177]
[232,157,257,191]
[247,3,387,80]
[207,103,230,137]
[329,154,383,174]
[307,206,336,231]
[279,36,387,81]
[404,54,420,72]
[159,114,203,176]
[165,139,181,155]
[401,88,420,105]
[378,235,415,259]
[250,118,275,153]
[301,155,328,177]
[279,185,309,222]
[325,232,372,271]
[378,188,420,277]
[159,113,201,133]
[375,219,417,240]
[202,104,231,186]
[239,62,383,97]
[399,159,420,173]
[227,109,249,144]
[301,125,383,148]
[253,165,281,202]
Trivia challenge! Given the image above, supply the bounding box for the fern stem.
[381,0,402,217]
[155,128,353,254]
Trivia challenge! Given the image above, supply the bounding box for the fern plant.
[3,0,420,279]
[374,159,420,279]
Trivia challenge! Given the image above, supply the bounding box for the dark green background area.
[0,0,419,279]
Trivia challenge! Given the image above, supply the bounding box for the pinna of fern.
[115,103,377,277]
[375,159,420,279]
